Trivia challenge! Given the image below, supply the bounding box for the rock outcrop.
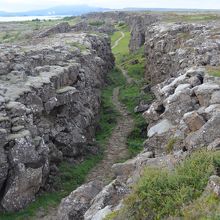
[0,29,114,211]
[37,22,71,38]
[128,14,159,52]
[58,20,220,219]
[143,22,220,153]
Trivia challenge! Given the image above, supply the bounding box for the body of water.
[0,15,69,22]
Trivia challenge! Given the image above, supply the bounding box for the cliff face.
[144,22,220,84]
[0,30,114,211]
[128,14,159,52]
[143,21,220,154]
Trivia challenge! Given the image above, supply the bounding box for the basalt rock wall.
[0,31,114,211]
[144,21,220,153]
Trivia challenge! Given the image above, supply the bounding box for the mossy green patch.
[207,66,220,77]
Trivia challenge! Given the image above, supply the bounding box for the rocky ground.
[0,22,114,212]
[55,13,220,220]
[1,11,220,220]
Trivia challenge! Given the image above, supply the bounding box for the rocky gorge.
[0,25,114,212]
[56,14,220,219]
[1,11,220,220]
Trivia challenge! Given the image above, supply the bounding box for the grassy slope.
[0,68,122,220]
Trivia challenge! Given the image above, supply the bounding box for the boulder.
[57,181,103,220]
[148,119,174,138]
[84,179,129,220]
[183,111,206,132]
[1,164,42,211]
[134,102,149,113]
[185,113,220,149]
[205,175,220,198]
[207,139,220,151]
[194,83,220,106]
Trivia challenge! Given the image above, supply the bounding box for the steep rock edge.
[144,22,220,153]
[57,20,220,219]
[0,30,114,212]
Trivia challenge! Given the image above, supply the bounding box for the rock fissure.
[2,11,220,220]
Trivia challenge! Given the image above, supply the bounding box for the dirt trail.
[86,87,134,183]
[111,31,125,49]
[118,65,133,84]
[34,29,132,220]
[86,30,134,183]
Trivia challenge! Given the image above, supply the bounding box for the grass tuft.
[116,150,220,220]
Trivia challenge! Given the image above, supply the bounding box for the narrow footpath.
[86,30,134,183]
[86,86,134,183]
[34,30,134,219]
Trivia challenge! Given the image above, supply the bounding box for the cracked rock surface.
[0,29,114,211]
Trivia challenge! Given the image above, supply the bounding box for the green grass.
[111,25,130,63]
[119,83,152,157]
[183,193,220,219]
[0,68,123,220]
[111,24,152,158]
[0,156,102,220]
[111,31,122,46]
[89,21,105,27]
[67,42,88,51]
[96,68,126,146]
[116,150,220,220]
[207,66,220,77]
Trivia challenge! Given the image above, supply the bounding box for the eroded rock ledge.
[0,30,114,211]
[58,21,220,220]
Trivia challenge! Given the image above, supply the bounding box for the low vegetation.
[165,12,220,23]
[115,150,220,220]
[89,20,105,27]
[111,24,153,158]
[165,137,178,154]
[0,17,80,44]
[207,66,220,77]
[111,25,130,62]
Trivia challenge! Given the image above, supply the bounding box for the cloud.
[1,0,220,12]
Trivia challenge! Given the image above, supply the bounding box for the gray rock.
[1,164,42,211]
[205,175,220,198]
[0,28,114,210]
[57,180,103,220]
[84,179,129,220]
[185,113,220,149]
[207,138,220,151]
[183,111,206,132]
[194,83,220,106]
[37,22,71,38]
[148,119,174,138]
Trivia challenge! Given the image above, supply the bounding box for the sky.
[1,0,220,12]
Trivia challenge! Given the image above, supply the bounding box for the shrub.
[165,137,177,154]
[117,150,220,220]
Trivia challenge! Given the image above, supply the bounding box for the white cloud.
[1,0,220,12]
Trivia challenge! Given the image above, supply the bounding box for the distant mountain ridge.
[0,5,110,17]
[1,5,220,17]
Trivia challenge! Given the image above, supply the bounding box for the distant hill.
[0,5,110,17]
[122,7,220,12]
[1,6,219,18]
